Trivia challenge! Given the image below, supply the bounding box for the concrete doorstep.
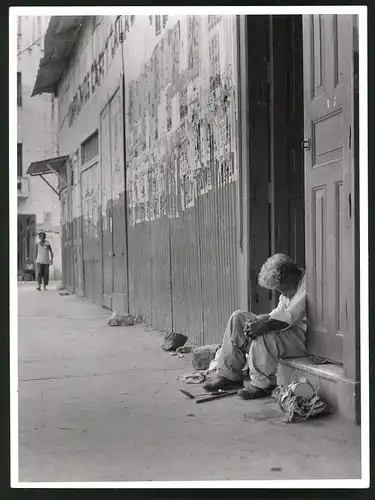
[17,283,362,483]
[278,357,361,426]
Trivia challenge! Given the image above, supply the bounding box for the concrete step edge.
[278,357,349,384]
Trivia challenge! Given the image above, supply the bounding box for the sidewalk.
[18,283,361,483]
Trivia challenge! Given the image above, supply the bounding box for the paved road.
[18,283,362,483]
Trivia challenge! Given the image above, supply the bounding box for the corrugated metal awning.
[27,155,69,197]
[26,155,69,176]
[32,16,86,96]
[27,155,68,176]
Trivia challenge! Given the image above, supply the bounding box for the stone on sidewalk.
[192,344,221,370]
[162,332,188,351]
[108,311,135,327]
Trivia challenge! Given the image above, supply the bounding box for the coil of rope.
[272,372,330,423]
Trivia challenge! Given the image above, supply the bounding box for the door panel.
[100,84,128,314]
[110,87,128,314]
[17,214,36,278]
[73,243,84,297]
[61,188,74,291]
[72,153,84,297]
[81,163,101,302]
[303,14,355,362]
[272,16,305,270]
[100,103,114,309]
[246,16,273,314]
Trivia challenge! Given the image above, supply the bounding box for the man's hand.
[244,315,270,340]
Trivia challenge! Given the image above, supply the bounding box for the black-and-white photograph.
[11,6,368,488]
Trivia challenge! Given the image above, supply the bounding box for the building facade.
[32,14,360,422]
[17,15,61,281]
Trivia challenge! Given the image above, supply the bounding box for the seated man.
[203,253,307,399]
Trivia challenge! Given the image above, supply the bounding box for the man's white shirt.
[269,273,307,332]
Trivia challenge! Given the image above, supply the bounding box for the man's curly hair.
[258,253,300,290]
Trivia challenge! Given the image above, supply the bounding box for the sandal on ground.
[238,385,276,400]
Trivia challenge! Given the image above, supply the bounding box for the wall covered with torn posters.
[56,15,240,344]
[124,15,238,225]
[123,15,239,343]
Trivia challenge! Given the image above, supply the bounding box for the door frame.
[235,15,250,312]
[236,15,272,315]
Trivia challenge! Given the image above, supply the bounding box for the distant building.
[17,15,61,281]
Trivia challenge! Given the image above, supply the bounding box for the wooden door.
[271,16,305,270]
[246,15,273,315]
[60,191,68,288]
[72,153,84,297]
[17,214,36,278]
[100,84,128,314]
[61,188,74,291]
[110,86,128,314]
[100,102,114,309]
[81,163,101,302]
[303,14,355,362]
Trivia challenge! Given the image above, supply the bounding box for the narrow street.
[18,283,361,483]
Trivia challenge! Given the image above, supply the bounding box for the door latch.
[301,138,311,150]
[108,252,115,257]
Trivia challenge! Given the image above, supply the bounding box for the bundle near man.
[203,253,307,399]
[35,232,54,291]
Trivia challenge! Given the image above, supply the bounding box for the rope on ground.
[272,372,330,423]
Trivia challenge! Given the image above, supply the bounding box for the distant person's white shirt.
[36,241,51,265]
